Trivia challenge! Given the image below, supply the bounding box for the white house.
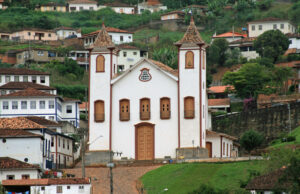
[105,2,135,14]
[86,19,237,164]
[55,26,82,40]
[247,17,297,38]
[0,68,50,87]
[68,0,98,12]
[0,88,80,128]
[137,0,167,14]
[116,44,148,72]
[82,26,133,46]
[287,33,300,49]
[229,37,259,60]
[0,82,57,95]
[0,157,41,182]
[2,178,92,194]
[161,10,185,21]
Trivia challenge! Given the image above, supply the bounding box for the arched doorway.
[135,122,155,160]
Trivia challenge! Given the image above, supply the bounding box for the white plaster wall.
[112,7,135,14]
[221,137,233,158]
[56,30,81,39]
[69,4,98,12]
[0,137,44,168]
[0,75,50,86]
[118,49,147,71]
[110,32,133,44]
[61,102,79,128]
[89,52,114,151]
[289,37,300,49]
[249,21,296,37]
[0,169,40,182]
[111,61,178,159]
[31,184,91,194]
[206,136,221,158]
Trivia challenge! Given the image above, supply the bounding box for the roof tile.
[0,117,46,130]
[208,98,230,106]
[0,87,56,97]
[0,68,50,75]
[0,128,42,138]
[176,17,204,45]
[0,157,40,169]
[90,23,115,49]
[2,178,90,186]
[0,82,55,90]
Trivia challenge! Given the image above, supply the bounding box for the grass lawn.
[141,160,267,194]
[269,126,300,149]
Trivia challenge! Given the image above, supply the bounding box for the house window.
[133,51,137,55]
[160,97,171,119]
[30,101,36,109]
[23,76,28,82]
[80,6,83,10]
[14,76,19,82]
[67,186,71,189]
[139,68,151,82]
[119,99,130,121]
[6,175,15,180]
[67,140,70,150]
[273,24,277,29]
[128,36,132,39]
[140,98,150,120]
[58,137,60,147]
[49,100,54,109]
[48,33,51,37]
[28,32,31,36]
[120,36,124,42]
[3,101,9,109]
[41,186,45,191]
[117,65,124,72]
[57,186,63,193]
[94,100,105,122]
[66,105,72,113]
[79,185,84,190]
[22,174,30,179]
[12,101,18,109]
[185,51,194,69]
[38,51,44,56]
[252,25,255,31]
[1,90,6,95]
[5,76,10,83]
[49,116,55,120]
[51,137,54,147]
[258,25,262,30]
[227,143,229,156]
[96,55,105,72]
[123,51,127,57]
[89,7,94,10]
[32,76,37,83]
[21,101,27,109]
[63,139,65,148]
[280,23,284,29]
[40,101,45,109]
[184,97,195,119]
[223,142,225,155]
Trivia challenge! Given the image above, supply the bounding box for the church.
[87,19,238,163]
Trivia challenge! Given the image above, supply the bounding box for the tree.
[253,30,289,63]
[152,47,178,69]
[271,66,294,94]
[240,130,264,155]
[207,38,229,67]
[223,63,271,99]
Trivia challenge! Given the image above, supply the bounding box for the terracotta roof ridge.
[175,17,204,45]
[90,23,115,49]
[0,87,56,97]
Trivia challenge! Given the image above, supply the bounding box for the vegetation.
[240,130,264,155]
[269,126,300,148]
[141,160,267,194]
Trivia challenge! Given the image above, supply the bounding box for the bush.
[54,84,87,101]
[240,130,264,154]
[188,184,229,194]
[286,136,296,142]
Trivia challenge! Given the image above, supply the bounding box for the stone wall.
[212,102,300,141]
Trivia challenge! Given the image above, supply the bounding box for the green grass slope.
[141,161,266,194]
[269,126,300,149]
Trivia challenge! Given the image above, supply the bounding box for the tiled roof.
[68,0,97,4]
[275,60,300,68]
[0,0,4,3]
[117,44,139,50]
[149,59,178,77]
[146,0,161,6]
[230,37,256,44]
[248,17,289,24]
[0,129,42,138]
[0,82,55,90]
[104,2,134,7]
[206,130,238,140]
[257,93,300,105]
[25,116,61,127]
[79,102,88,110]
[208,98,230,107]
[0,157,40,169]
[0,117,46,130]
[2,178,91,186]
[40,2,65,6]
[246,168,292,190]
[82,28,133,38]
[185,4,207,9]
[0,68,50,75]
[63,97,80,102]
[213,32,247,38]
[284,48,300,56]
[208,85,233,93]
[89,23,115,50]
[175,17,204,46]
[161,10,185,16]
[286,33,300,38]
[0,87,56,98]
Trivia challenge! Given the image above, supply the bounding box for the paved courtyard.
[63,165,161,194]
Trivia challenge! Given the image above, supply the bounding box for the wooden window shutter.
[96,55,105,72]
[184,97,195,119]
[185,51,194,69]
[160,97,170,119]
[94,100,104,122]
[120,99,130,121]
[140,98,150,120]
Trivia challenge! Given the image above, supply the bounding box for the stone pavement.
[63,165,161,194]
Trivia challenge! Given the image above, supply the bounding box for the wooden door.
[206,142,212,158]
[136,124,154,160]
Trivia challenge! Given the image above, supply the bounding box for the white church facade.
[87,20,237,163]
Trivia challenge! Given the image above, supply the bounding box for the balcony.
[94,114,105,122]
[160,111,171,119]
[120,113,130,121]
[140,112,151,120]
[184,110,195,119]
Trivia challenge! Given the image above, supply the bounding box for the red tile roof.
[146,0,161,6]
[284,48,297,56]
[286,33,300,38]
[230,37,256,44]
[275,60,300,68]
[213,32,247,38]
[25,116,61,127]
[176,17,204,45]
[89,24,115,49]
[208,85,233,93]
[104,2,134,7]
[161,10,185,16]
[0,82,55,90]
[0,117,46,130]
[0,87,56,98]
[149,59,178,77]
[63,97,80,102]
[0,68,50,75]
[79,102,88,110]
[0,157,40,169]
[2,178,90,186]
[248,17,289,23]
[117,44,139,50]
[0,128,42,138]
[208,98,230,106]
[68,0,97,4]
[206,130,237,140]
[83,27,133,38]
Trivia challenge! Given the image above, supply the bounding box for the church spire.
[90,22,115,50]
[175,16,204,46]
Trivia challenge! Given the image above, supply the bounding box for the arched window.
[94,100,104,122]
[140,98,150,120]
[96,55,105,72]
[185,51,194,69]
[184,96,195,119]
[119,99,130,121]
[160,97,170,119]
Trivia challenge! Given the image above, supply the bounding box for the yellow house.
[37,2,67,12]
